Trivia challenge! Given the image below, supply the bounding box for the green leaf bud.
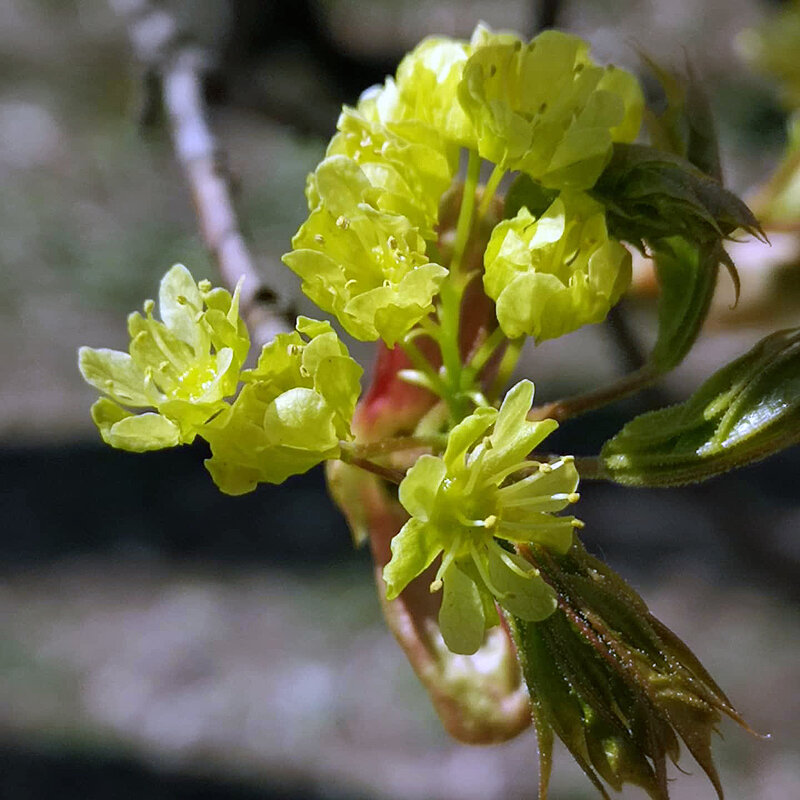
[509,540,749,800]
[601,326,800,486]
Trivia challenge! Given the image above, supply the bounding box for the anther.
[429,579,443,593]
[143,299,155,315]
[314,234,325,244]
[336,215,350,230]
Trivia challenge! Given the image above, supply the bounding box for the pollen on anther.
[539,463,552,473]
[572,519,585,529]
[143,299,155,314]
[429,578,443,593]
[336,215,350,230]
[567,493,580,504]
[198,279,212,293]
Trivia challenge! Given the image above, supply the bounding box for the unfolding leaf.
[648,236,721,373]
[592,143,762,251]
[601,327,800,485]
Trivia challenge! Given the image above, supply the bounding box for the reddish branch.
[111,0,291,343]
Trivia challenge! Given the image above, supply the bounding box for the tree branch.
[110,0,292,344]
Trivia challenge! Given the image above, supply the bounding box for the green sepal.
[601,327,800,486]
[486,548,556,622]
[439,561,486,655]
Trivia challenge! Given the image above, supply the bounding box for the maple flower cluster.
[80,24,644,653]
[285,24,641,345]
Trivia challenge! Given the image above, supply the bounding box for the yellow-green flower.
[307,104,458,239]
[369,34,477,149]
[202,317,362,495]
[78,264,249,451]
[484,191,631,342]
[284,156,447,346]
[383,380,581,655]
[458,28,643,189]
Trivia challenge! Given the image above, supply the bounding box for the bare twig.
[110,0,292,343]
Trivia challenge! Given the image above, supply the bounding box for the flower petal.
[398,454,447,520]
[383,517,442,599]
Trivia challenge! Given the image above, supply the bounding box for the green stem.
[338,454,406,484]
[489,336,525,401]
[466,325,507,376]
[400,336,449,397]
[433,149,484,422]
[450,149,482,276]
[528,364,660,423]
[340,436,447,459]
[477,163,505,219]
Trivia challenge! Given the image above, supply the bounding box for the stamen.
[492,541,534,579]
[470,543,509,600]
[500,492,571,509]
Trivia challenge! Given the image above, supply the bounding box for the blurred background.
[1,1,799,798]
